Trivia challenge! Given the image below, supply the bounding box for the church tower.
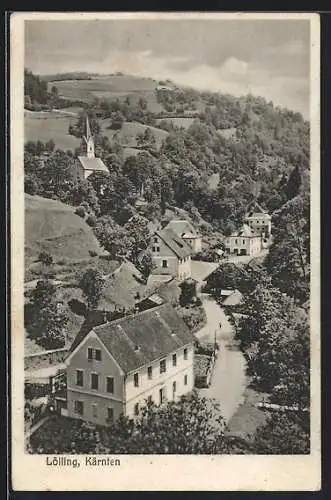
[83,116,95,158]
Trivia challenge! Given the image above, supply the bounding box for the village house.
[72,116,109,180]
[150,228,192,280]
[62,304,195,425]
[164,219,202,253]
[225,224,262,257]
[244,201,272,248]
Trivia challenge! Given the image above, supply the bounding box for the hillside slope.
[25,194,103,265]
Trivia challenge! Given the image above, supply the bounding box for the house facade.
[225,224,262,257]
[164,220,202,253]
[244,202,272,248]
[72,117,109,180]
[150,228,192,280]
[64,305,195,426]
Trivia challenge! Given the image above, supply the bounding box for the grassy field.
[47,75,164,113]
[101,120,168,150]
[155,116,196,129]
[25,194,103,268]
[25,111,80,151]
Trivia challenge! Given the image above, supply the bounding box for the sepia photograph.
[11,12,320,491]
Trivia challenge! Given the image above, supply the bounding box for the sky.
[25,18,311,117]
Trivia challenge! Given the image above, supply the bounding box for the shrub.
[38,251,53,266]
[89,250,98,257]
[86,215,97,227]
[74,206,85,218]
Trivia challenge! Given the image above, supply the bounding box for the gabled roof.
[245,201,270,219]
[99,260,147,311]
[77,156,109,173]
[69,304,194,373]
[156,228,192,259]
[229,224,259,238]
[164,220,199,239]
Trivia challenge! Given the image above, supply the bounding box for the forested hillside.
[24,69,310,302]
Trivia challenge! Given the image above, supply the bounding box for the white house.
[244,201,272,248]
[149,228,192,280]
[225,224,262,257]
[164,220,202,253]
[63,304,195,425]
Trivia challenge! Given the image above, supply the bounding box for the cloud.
[263,39,306,56]
[220,57,249,77]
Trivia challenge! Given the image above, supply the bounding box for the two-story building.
[149,228,192,280]
[164,219,202,253]
[64,304,195,425]
[244,202,272,248]
[225,224,262,257]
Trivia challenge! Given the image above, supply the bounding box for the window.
[87,348,102,361]
[147,366,152,380]
[106,376,114,394]
[107,407,114,423]
[154,237,158,243]
[92,404,98,418]
[184,374,188,386]
[74,400,84,415]
[134,373,139,387]
[172,381,177,399]
[134,403,139,416]
[184,348,188,360]
[91,373,99,390]
[159,387,166,404]
[156,246,160,252]
[172,354,177,367]
[147,395,153,404]
[76,369,84,387]
[243,239,245,244]
[160,359,166,374]
[162,259,168,268]
[152,246,156,252]
[235,239,238,244]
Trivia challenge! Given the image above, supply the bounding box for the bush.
[89,250,98,257]
[38,251,53,266]
[86,215,97,227]
[74,206,85,218]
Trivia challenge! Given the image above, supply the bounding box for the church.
[72,116,109,180]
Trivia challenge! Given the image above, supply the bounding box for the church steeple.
[83,116,95,158]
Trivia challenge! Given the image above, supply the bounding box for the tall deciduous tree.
[79,268,105,310]
[265,195,310,302]
[103,392,227,454]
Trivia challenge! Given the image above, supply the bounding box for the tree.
[30,280,56,311]
[109,111,125,130]
[265,195,309,302]
[179,279,197,306]
[79,268,105,310]
[285,165,301,200]
[137,252,155,281]
[251,412,309,454]
[124,215,151,261]
[27,280,68,349]
[64,179,100,214]
[136,128,156,150]
[102,392,227,454]
[36,305,68,349]
[38,251,53,266]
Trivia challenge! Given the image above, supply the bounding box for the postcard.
[11,11,320,491]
